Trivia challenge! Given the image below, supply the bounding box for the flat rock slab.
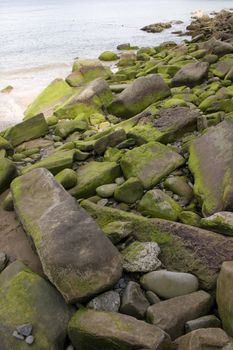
[0,261,73,350]
[120,141,185,189]
[189,120,233,216]
[11,168,122,303]
[68,308,171,350]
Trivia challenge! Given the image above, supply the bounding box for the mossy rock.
[55,168,77,190]
[102,221,133,244]
[114,177,144,204]
[0,135,13,153]
[127,124,163,145]
[0,158,17,194]
[179,211,201,227]
[21,150,75,175]
[24,79,74,119]
[99,51,118,61]
[69,161,121,199]
[104,148,125,162]
[55,102,99,121]
[0,261,73,350]
[4,114,48,147]
[55,119,88,139]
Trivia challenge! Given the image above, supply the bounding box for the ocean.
[0,0,232,128]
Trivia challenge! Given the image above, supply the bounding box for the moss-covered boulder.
[0,261,73,350]
[0,135,13,153]
[0,158,17,194]
[138,189,182,221]
[171,62,209,87]
[66,59,111,87]
[102,221,133,244]
[94,128,126,155]
[75,78,113,107]
[11,169,122,303]
[108,74,170,118]
[99,51,118,61]
[201,212,233,236]
[120,142,185,189]
[68,308,171,350]
[4,114,48,147]
[164,176,193,203]
[179,211,201,227]
[21,149,75,175]
[189,120,233,216]
[55,168,77,190]
[69,161,121,199]
[54,119,88,139]
[24,79,74,119]
[114,177,144,204]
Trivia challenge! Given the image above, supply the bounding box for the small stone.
[115,177,125,185]
[146,291,161,305]
[17,324,32,337]
[102,221,133,244]
[87,291,121,313]
[97,198,108,207]
[12,330,24,340]
[96,184,117,198]
[122,241,161,273]
[120,281,149,319]
[66,345,75,350]
[185,314,221,333]
[25,335,34,345]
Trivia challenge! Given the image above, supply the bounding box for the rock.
[21,150,75,175]
[94,128,126,155]
[87,291,120,312]
[67,59,111,87]
[68,308,171,350]
[102,221,133,244]
[0,135,13,153]
[189,120,233,216]
[108,75,170,118]
[138,189,182,221]
[122,241,161,272]
[200,38,233,56]
[69,161,121,199]
[24,79,73,118]
[25,335,34,345]
[55,168,77,190]
[12,330,24,340]
[11,168,122,303]
[153,107,200,144]
[96,183,117,198]
[4,114,48,147]
[147,290,212,340]
[55,119,87,139]
[185,315,221,333]
[179,211,201,227]
[114,177,144,204]
[120,142,185,189]
[0,261,73,350]
[0,158,17,194]
[75,78,112,107]
[217,261,233,337]
[141,270,199,299]
[201,212,233,236]
[99,51,118,61]
[171,62,209,87]
[16,324,32,337]
[164,176,193,203]
[173,328,229,350]
[120,281,150,319]
[141,22,172,33]
[82,200,233,291]
[146,291,161,305]
[0,252,7,272]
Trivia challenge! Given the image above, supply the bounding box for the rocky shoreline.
[1,9,233,350]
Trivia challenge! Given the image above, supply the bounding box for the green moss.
[99,51,118,61]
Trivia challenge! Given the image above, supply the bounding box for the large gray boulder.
[0,261,73,350]
[68,308,171,350]
[189,120,233,216]
[11,168,122,303]
[108,74,170,118]
[171,62,209,87]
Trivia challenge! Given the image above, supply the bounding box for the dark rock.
[171,62,209,87]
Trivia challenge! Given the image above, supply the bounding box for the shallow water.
[0,0,232,128]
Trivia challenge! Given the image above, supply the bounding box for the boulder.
[164,176,193,203]
[189,120,233,216]
[141,270,198,299]
[147,290,212,340]
[217,261,233,337]
[21,150,75,175]
[114,177,144,204]
[201,212,233,236]
[68,308,171,350]
[0,261,73,350]
[11,168,122,303]
[87,291,120,312]
[200,38,233,56]
[24,79,73,119]
[138,189,182,221]
[69,161,121,199]
[173,328,229,350]
[185,315,221,333]
[108,74,170,118]
[102,221,133,244]
[4,114,48,147]
[96,184,117,198]
[171,62,209,87]
[122,241,161,272]
[99,51,118,61]
[94,128,126,155]
[0,158,17,194]
[0,135,13,153]
[54,119,87,138]
[75,78,113,107]
[120,142,185,189]
[55,168,77,190]
[120,281,150,319]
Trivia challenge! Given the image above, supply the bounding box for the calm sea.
[0,0,232,128]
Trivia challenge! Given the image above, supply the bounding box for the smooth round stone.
[96,184,117,198]
[115,177,125,185]
[140,270,199,299]
[25,335,34,345]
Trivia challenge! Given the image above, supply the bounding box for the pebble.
[115,177,125,185]
[97,198,108,207]
[25,335,34,345]
[17,323,32,337]
[87,290,121,312]
[12,330,24,340]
